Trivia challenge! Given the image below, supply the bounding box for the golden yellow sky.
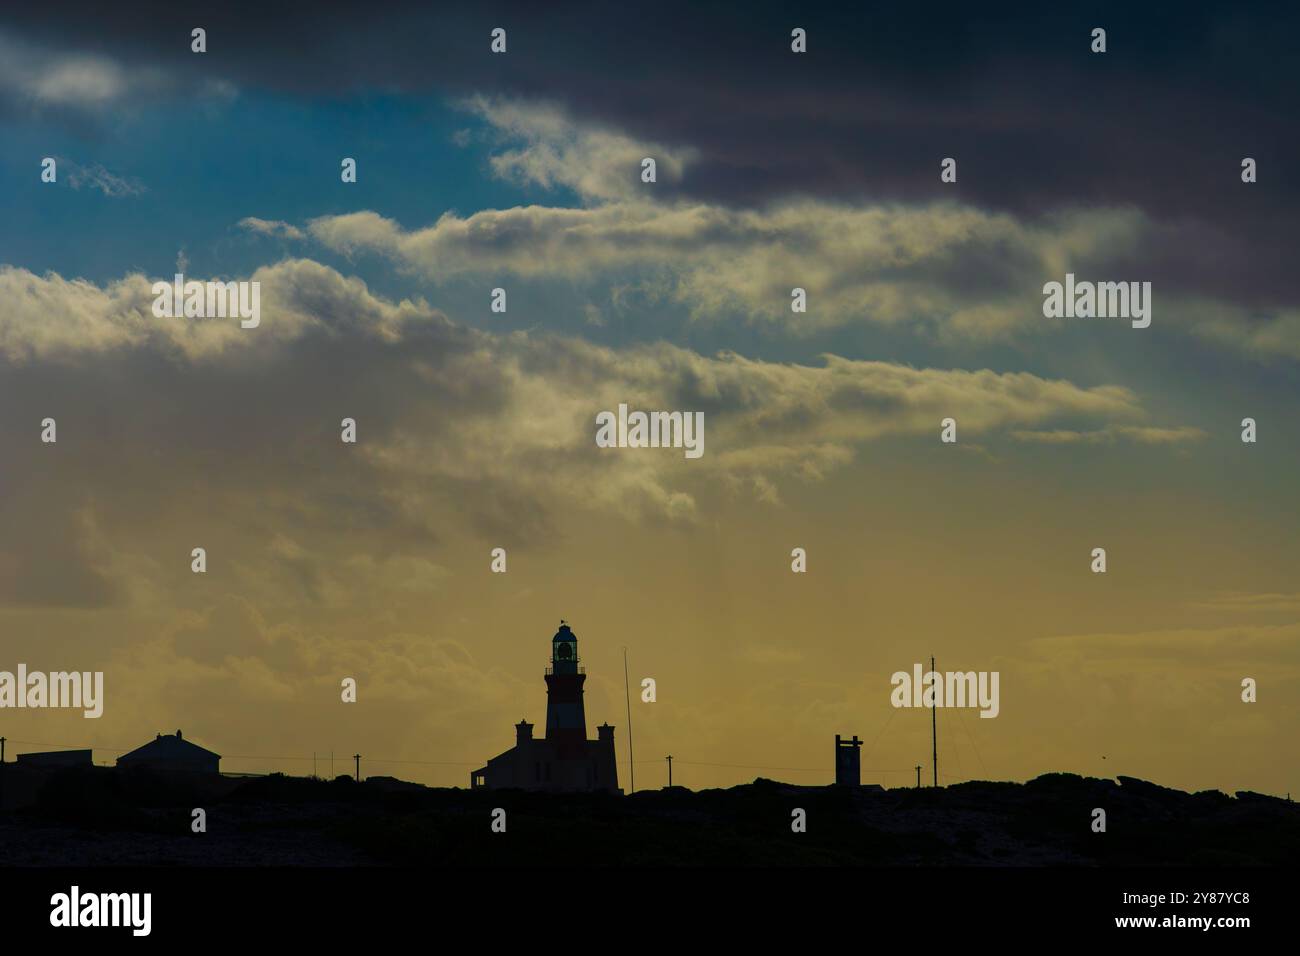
[2,399,1295,795]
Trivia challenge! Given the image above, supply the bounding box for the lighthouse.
[545,621,587,757]
[470,620,620,792]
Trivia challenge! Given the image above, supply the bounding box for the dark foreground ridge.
[1,767,1296,866]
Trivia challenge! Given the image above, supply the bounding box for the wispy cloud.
[239,217,306,241]
[461,94,697,204]
[1009,425,1208,445]
[1190,592,1300,614]
[58,158,146,197]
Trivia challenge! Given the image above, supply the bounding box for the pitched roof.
[118,732,221,762]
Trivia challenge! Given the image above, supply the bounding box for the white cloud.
[0,30,231,114]
[461,95,697,203]
[306,200,1148,339]
[0,259,439,363]
[239,217,306,241]
[0,31,171,110]
[27,55,126,105]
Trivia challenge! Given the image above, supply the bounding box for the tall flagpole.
[623,646,635,794]
[931,655,938,787]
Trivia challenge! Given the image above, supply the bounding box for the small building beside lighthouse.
[471,622,620,793]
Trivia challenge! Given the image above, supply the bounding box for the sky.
[0,1,1297,796]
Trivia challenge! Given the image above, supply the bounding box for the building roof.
[553,622,576,642]
[117,731,221,763]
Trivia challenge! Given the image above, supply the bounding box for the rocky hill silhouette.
[2,766,1295,865]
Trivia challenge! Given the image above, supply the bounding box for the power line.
[8,738,134,752]
[4,739,481,766]
[955,704,990,778]
[670,759,916,774]
[6,738,935,781]
[861,704,898,766]
[224,755,481,766]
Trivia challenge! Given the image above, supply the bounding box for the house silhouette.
[16,750,93,770]
[117,730,220,775]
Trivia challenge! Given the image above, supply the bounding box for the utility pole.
[931,655,938,788]
[0,736,6,764]
[353,754,361,782]
[915,764,921,788]
[623,647,635,794]
[666,755,673,788]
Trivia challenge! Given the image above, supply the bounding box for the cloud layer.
[1,257,1169,535]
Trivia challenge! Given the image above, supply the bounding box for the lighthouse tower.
[470,620,619,792]
[545,621,588,757]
